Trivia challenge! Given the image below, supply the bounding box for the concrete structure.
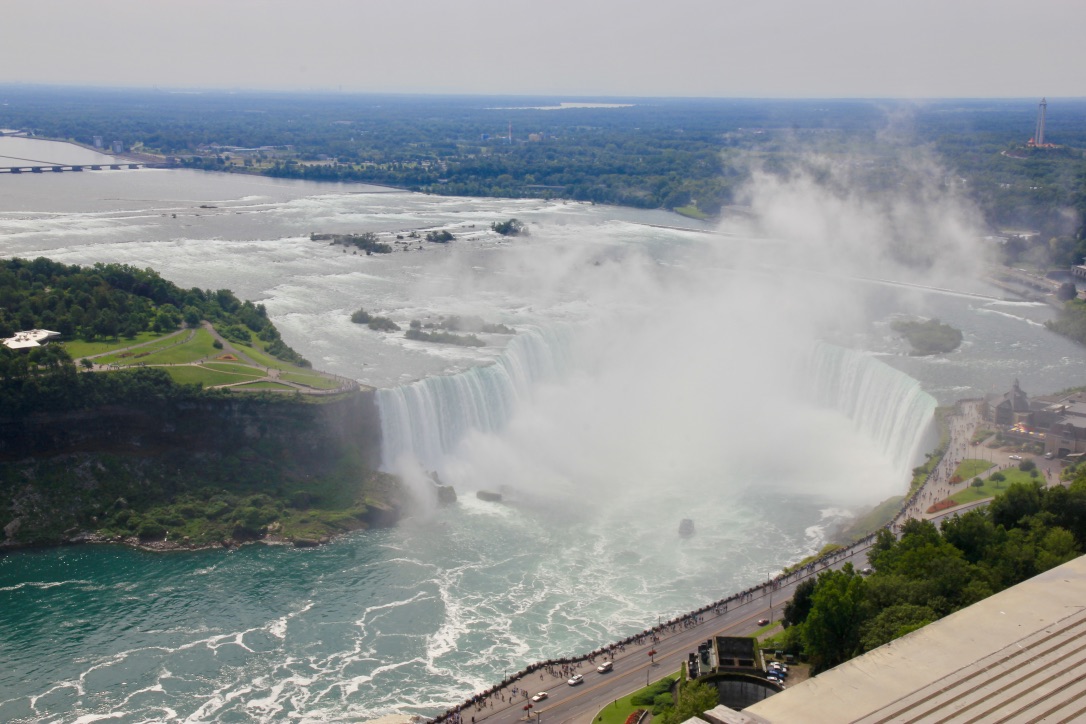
[1035,97,1047,146]
[2,329,61,350]
[741,555,1086,723]
[987,378,1031,426]
[981,380,1086,456]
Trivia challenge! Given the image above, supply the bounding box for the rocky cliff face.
[0,391,402,548]
[0,391,382,465]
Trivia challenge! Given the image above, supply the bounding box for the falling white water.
[376,326,575,471]
[376,330,935,483]
[803,341,937,474]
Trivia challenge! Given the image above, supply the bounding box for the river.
[1,140,1084,722]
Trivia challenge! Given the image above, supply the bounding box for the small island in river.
[891,317,964,355]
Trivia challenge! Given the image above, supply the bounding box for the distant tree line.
[4,88,1086,246]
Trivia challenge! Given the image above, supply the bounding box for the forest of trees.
[780,475,1086,673]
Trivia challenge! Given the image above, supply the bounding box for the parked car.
[567,674,584,686]
[1009,454,1023,460]
[597,661,613,673]
[531,692,548,702]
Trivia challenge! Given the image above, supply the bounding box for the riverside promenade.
[428,402,986,723]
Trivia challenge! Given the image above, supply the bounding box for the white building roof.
[2,329,61,349]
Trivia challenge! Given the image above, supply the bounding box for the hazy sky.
[2,0,1083,97]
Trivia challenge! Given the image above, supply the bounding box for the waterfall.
[377,330,937,481]
[376,326,574,470]
[803,342,937,474]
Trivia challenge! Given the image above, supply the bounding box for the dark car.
[757,618,770,626]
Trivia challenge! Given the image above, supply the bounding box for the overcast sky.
[2,0,1083,98]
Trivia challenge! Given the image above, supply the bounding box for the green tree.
[989,481,1044,529]
[859,603,937,650]
[941,509,1004,564]
[491,218,528,236]
[657,679,718,724]
[803,565,867,673]
[782,578,816,628]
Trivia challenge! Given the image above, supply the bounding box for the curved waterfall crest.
[803,341,937,473]
[376,325,575,470]
[377,332,936,478]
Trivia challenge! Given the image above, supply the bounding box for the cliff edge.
[0,389,407,549]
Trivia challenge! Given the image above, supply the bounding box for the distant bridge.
[0,153,151,173]
[0,163,145,173]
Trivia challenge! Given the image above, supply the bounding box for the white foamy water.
[3,144,1086,722]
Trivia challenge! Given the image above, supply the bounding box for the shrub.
[136,519,166,540]
[491,218,528,236]
[631,678,674,705]
[425,229,454,243]
[219,324,252,345]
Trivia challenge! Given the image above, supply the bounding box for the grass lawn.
[63,331,164,358]
[949,467,1042,505]
[592,672,679,724]
[236,381,295,390]
[840,495,905,541]
[953,459,994,480]
[674,205,710,220]
[279,371,341,389]
[235,341,301,371]
[162,366,265,387]
[135,328,220,364]
[201,362,266,377]
[95,331,192,364]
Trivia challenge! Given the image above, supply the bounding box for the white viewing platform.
[3,329,61,350]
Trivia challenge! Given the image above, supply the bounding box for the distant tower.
[1034,98,1047,146]
[508,121,512,144]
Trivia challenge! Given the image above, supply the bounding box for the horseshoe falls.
[376,332,936,489]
